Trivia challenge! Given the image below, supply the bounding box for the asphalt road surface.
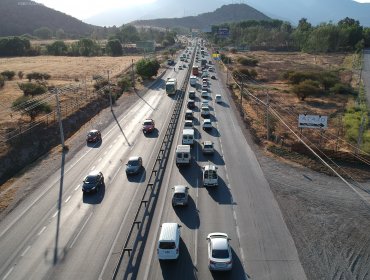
[0,42,306,280]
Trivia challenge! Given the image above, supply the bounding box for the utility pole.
[131,59,135,89]
[107,70,113,111]
[55,89,65,149]
[356,115,366,154]
[240,76,244,116]
[266,90,270,141]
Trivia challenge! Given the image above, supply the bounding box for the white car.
[202,119,212,130]
[206,233,233,271]
[202,141,214,154]
[215,94,222,103]
[201,100,209,107]
[201,90,209,98]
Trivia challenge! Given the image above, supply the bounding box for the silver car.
[172,185,189,206]
[125,156,143,175]
[206,233,233,271]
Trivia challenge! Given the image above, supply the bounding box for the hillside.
[0,0,96,37]
[131,4,270,30]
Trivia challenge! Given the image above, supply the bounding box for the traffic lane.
[0,81,172,279]
[214,81,307,279]
[47,81,180,280]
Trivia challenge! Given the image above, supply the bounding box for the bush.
[18,82,47,96]
[233,67,258,79]
[330,83,355,95]
[94,79,109,91]
[117,75,131,91]
[136,58,160,79]
[237,56,258,66]
[1,70,16,80]
[293,80,322,101]
[18,71,24,80]
[12,95,52,121]
[26,72,51,82]
[0,75,4,88]
[106,39,123,56]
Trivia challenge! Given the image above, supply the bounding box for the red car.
[86,129,101,143]
[142,119,155,134]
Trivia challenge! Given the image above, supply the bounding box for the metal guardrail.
[110,47,196,279]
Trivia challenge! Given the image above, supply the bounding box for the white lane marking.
[103,151,107,156]
[113,139,117,144]
[98,157,102,162]
[2,266,14,280]
[109,144,113,149]
[38,226,46,236]
[69,212,93,248]
[90,166,96,171]
[65,195,72,203]
[20,245,31,257]
[52,211,58,218]
[233,210,237,221]
[75,184,80,191]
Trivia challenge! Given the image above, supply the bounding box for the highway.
[0,41,306,280]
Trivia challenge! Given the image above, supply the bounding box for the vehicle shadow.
[192,117,200,126]
[218,101,230,108]
[198,149,225,166]
[206,177,233,205]
[112,111,131,146]
[127,168,146,183]
[87,140,102,148]
[209,114,218,123]
[82,183,105,204]
[208,127,220,137]
[159,239,197,280]
[210,247,248,279]
[144,128,159,138]
[178,161,202,188]
[174,196,200,230]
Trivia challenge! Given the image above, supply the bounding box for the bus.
[166,78,177,95]
[192,66,199,76]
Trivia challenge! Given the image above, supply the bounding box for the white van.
[203,164,218,187]
[157,223,182,260]
[176,145,191,165]
[182,129,194,145]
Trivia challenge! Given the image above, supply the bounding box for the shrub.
[293,80,322,101]
[330,83,355,95]
[18,71,24,80]
[136,58,160,79]
[117,75,131,91]
[26,72,51,82]
[94,79,109,90]
[18,82,47,96]
[12,95,52,121]
[233,67,258,79]
[1,70,16,80]
[0,75,4,88]
[237,56,258,66]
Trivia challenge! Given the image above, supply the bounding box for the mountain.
[85,0,370,27]
[0,0,96,37]
[131,4,270,30]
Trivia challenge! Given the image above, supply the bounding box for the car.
[142,119,155,134]
[86,129,101,143]
[187,100,195,109]
[185,109,193,120]
[202,119,212,130]
[172,185,189,206]
[202,71,209,78]
[125,156,143,175]
[183,64,187,67]
[211,75,216,80]
[201,106,210,117]
[202,78,208,83]
[178,65,183,70]
[215,94,222,103]
[184,120,193,129]
[82,171,104,193]
[201,90,209,98]
[206,233,233,271]
[202,141,214,154]
[188,90,196,99]
[201,100,209,108]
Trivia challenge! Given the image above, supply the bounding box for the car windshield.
[204,170,217,179]
[143,121,152,125]
[128,160,139,166]
[204,144,212,148]
[174,193,185,198]
[159,241,176,249]
[88,132,96,137]
[212,249,229,259]
[84,175,97,183]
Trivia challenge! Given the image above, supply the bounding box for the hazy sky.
[34,0,370,20]
[34,0,158,19]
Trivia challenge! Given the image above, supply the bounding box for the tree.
[55,28,66,39]
[69,38,100,56]
[118,25,140,43]
[46,40,68,56]
[26,72,51,82]
[33,27,53,39]
[136,58,160,79]
[1,70,15,80]
[12,96,52,121]
[293,80,322,101]
[106,39,123,56]
[0,37,31,57]
[18,82,47,96]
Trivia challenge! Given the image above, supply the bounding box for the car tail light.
[226,260,232,264]
[209,260,216,265]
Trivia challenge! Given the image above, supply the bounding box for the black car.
[86,129,101,143]
[187,100,195,109]
[82,171,104,193]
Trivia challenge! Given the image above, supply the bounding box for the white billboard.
[298,114,328,129]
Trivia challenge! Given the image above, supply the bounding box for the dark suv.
[86,129,101,143]
[82,171,104,193]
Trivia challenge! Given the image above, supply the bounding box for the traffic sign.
[298,114,328,129]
